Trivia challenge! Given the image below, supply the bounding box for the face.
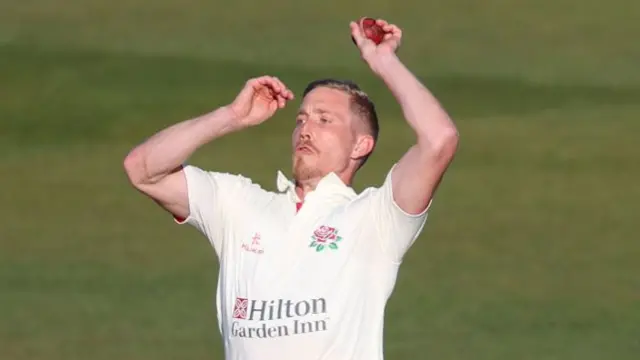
[292,87,368,182]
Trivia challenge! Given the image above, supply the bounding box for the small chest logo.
[241,233,264,254]
[309,226,343,252]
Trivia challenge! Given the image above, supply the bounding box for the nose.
[298,119,312,140]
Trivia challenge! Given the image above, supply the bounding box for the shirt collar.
[276,170,356,203]
[277,170,300,202]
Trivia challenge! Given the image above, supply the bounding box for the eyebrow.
[297,108,336,117]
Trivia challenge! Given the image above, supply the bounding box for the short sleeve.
[174,164,254,256]
[368,164,431,263]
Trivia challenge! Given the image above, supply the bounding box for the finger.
[349,22,362,44]
[283,89,295,100]
[263,76,293,99]
[254,76,281,93]
[252,76,275,86]
[349,21,370,47]
[280,92,294,107]
[239,77,266,100]
[388,25,402,38]
[249,76,271,94]
[379,24,400,38]
[273,77,295,100]
[268,78,284,95]
[271,76,287,94]
[376,19,389,28]
[384,33,402,49]
[281,89,294,101]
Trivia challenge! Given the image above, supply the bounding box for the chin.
[293,156,322,181]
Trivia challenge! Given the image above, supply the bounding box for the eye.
[320,117,330,123]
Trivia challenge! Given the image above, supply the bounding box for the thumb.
[235,80,258,103]
[349,21,371,48]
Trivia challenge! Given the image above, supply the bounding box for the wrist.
[220,104,242,123]
[366,52,401,76]
[221,105,252,130]
[201,106,246,135]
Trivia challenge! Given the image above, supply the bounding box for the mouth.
[296,144,316,154]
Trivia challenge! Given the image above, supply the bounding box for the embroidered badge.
[241,233,264,254]
[309,225,342,252]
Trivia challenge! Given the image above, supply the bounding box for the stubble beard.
[293,154,323,183]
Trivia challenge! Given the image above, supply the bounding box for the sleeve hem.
[386,163,433,219]
[173,214,190,225]
[373,163,431,264]
[171,164,200,228]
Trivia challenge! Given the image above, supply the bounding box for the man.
[124,18,458,360]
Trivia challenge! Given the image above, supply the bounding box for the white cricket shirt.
[176,164,430,360]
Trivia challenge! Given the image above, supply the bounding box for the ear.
[351,134,375,160]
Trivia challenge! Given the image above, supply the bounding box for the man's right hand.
[228,76,295,127]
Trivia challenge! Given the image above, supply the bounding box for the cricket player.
[124,18,459,360]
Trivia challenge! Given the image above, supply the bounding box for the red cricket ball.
[360,17,384,44]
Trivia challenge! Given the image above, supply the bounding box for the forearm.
[124,106,240,185]
[371,54,457,148]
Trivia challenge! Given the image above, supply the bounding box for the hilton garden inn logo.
[231,297,329,338]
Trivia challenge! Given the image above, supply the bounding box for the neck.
[294,178,320,202]
[294,170,354,201]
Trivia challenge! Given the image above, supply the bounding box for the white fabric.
[176,164,430,360]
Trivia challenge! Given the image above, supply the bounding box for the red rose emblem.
[313,226,336,243]
[309,225,343,252]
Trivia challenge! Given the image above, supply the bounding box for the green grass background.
[1,0,639,359]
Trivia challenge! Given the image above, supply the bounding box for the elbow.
[123,149,146,188]
[439,127,460,154]
[419,127,459,162]
[435,128,459,161]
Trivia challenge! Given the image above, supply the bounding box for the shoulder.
[182,165,280,200]
[351,163,432,217]
[349,164,396,203]
[182,164,251,184]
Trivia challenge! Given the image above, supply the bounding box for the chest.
[221,196,377,296]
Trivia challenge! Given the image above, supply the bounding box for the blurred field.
[1,1,639,359]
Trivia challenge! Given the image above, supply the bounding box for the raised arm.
[123,106,238,220]
[351,19,459,215]
[123,76,294,220]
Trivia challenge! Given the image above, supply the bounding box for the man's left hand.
[350,18,402,74]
